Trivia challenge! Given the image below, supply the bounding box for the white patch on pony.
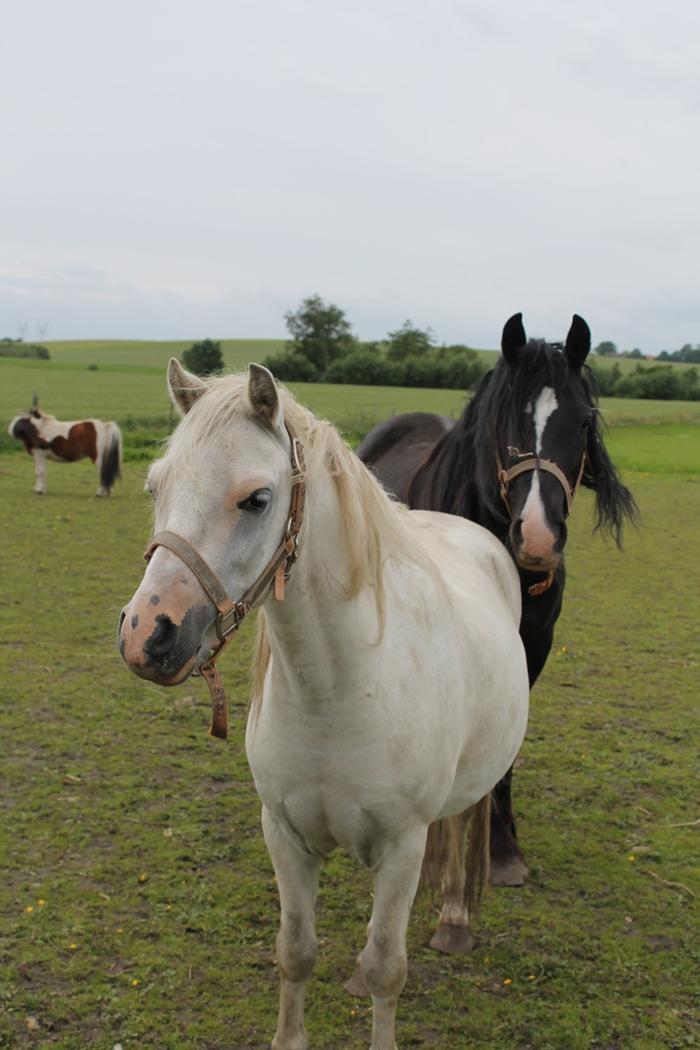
[520,386,559,556]
[533,386,558,454]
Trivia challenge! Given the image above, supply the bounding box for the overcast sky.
[2,0,699,352]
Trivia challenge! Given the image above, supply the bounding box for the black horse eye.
[238,489,272,512]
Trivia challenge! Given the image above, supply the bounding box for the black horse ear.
[564,314,591,370]
[501,313,527,365]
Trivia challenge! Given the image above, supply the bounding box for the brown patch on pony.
[50,422,98,463]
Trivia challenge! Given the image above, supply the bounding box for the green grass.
[3,353,700,466]
[0,399,698,1048]
[43,338,284,370]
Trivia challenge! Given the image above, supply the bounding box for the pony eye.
[238,489,272,512]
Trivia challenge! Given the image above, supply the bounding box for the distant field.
[5,336,695,380]
[3,355,700,434]
[41,338,284,370]
[474,349,696,373]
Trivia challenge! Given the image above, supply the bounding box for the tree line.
[178,299,699,401]
[588,359,699,400]
[0,340,50,360]
[262,295,486,390]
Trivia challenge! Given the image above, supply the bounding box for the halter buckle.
[217,600,248,641]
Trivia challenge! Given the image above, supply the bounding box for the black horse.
[358,312,638,885]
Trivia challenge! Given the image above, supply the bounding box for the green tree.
[386,320,434,361]
[284,295,355,376]
[326,348,396,385]
[262,349,319,382]
[593,340,617,357]
[182,338,223,375]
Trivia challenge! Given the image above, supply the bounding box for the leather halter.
[143,422,306,739]
[496,445,587,598]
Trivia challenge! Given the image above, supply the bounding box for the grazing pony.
[119,360,530,1050]
[358,313,638,889]
[9,402,122,497]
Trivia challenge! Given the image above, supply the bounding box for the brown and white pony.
[9,404,123,497]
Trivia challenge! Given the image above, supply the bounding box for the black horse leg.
[489,765,528,886]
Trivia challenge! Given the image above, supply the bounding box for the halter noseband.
[496,445,587,598]
[143,422,306,739]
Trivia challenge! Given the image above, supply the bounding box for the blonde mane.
[162,371,435,707]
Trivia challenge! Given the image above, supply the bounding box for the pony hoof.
[489,856,529,886]
[429,923,475,955]
[344,966,370,997]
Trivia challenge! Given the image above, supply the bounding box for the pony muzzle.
[118,593,215,685]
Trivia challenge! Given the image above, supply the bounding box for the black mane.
[411,340,638,543]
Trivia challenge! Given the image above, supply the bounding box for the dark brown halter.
[496,445,587,598]
[143,423,306,739]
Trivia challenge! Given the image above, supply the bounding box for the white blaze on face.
[519,387,559,563]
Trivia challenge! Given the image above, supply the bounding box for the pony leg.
[33,450,47,494]
[429,811,475,954]
[262,806,320,1050]
[359,827,426,1050]
[489,766,528,886]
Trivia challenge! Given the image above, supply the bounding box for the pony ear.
[501,313,527,365]
[564,314,591,370]
[167,358,207,415]
[248,363,283,429]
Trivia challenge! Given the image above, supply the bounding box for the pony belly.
[438,680,529,819]
[263,788,405,867]
[247,712,444,863]
[47,448,87,463]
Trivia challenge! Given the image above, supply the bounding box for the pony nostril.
[147,614,179,657]
[118,607,126,633]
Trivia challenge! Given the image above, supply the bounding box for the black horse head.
[435,313,638,574]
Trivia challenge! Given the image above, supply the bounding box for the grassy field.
[3,349,700,465]
[0,370,698,1049]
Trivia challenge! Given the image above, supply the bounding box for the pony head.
[460,313,637,574]
[119,360,298,685]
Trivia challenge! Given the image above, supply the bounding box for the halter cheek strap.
[143,423,306,739]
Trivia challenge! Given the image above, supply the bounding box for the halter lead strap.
[143,422,306,739]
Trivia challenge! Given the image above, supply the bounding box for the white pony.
[9,403,122,496]
[119,361,529,1050]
